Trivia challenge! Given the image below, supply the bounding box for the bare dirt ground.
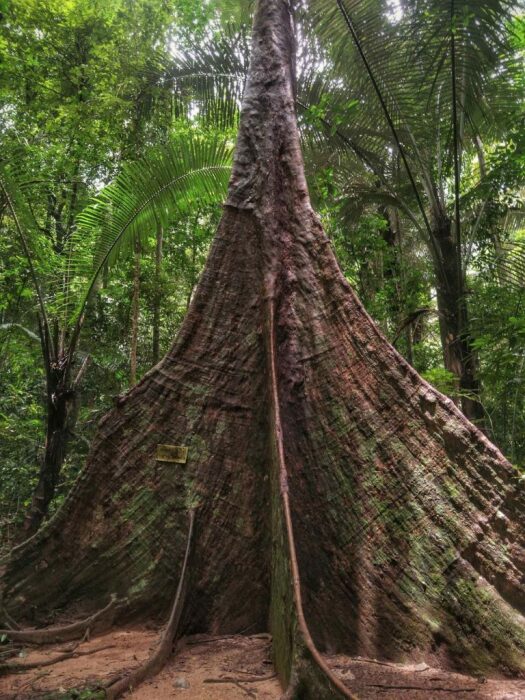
[0,628,524,699]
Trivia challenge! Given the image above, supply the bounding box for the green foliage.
[0,326,44,545]
[65,133,232,327]
[0,0,524,543]
[0,0,234,539]
[421,368,458,397]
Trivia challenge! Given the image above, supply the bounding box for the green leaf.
[63,134,233,331]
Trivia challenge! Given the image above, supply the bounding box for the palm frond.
[475,208,525,289]
[0,323,40,343]
[63,134,233,336]
[307,0,521,217]
[0,161,53,337]
[146,23,250,131]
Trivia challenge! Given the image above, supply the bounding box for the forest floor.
[0,628,524,699]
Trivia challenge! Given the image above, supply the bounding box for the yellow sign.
[156,444,188,464]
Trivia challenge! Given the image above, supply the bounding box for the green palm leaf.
[147,23,250,131]
[307,0,521,208]
[0,161,53,339]
[62,134,233,335]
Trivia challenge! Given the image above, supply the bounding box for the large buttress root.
[105,510,195,699]
[268,300,357,699]
[1,0,525,697]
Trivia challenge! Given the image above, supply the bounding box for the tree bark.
[2,1,524,697]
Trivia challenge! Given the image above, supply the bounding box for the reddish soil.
[0,629,524,699]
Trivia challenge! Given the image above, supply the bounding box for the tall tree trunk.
[130,243,141,385]
[2,2,524,697]
[152,221,163,366]
[382,208,405,349]
[383,208,417,365]
[432,214,485,427]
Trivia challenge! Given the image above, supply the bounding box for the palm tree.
[0,135,232,535]
[304,0,522,425]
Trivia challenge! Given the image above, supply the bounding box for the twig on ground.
[346,657,400,668]
[204,673,277,683]
[186,634,236,645]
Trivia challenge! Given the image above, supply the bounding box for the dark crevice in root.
[0,595,123,645]
[104,509,195,700]
[268,303,357,700]
[0,644,114,675]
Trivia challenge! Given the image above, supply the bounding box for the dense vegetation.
[0,0,524,545]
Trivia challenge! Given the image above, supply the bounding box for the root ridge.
[268,301,358,700]
[104,508,195,699]
[0,595,122,645]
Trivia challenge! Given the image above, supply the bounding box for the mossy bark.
[1,0,524,696]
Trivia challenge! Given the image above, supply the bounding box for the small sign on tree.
[155,444,188,464]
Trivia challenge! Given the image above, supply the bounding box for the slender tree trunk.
[432,214,485,427]
[130,243,141,385]
[152,221,163,366]
[384,207,418,365]
[22,362,74,538]
[21,314,89,537]
[3,3,525,698]
[186,215,199,310]
[382,209,404,341]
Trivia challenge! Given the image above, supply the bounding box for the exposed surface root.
[0,595,121,644]
[0,644,113,674]
[104,509,195,699]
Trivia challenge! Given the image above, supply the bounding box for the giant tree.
[166,0,523,427]
[1,1,524,699]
